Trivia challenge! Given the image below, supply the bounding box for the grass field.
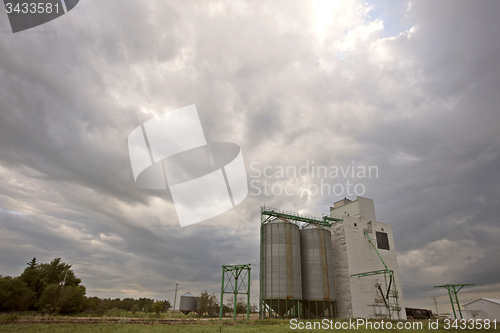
[1,319,499,332]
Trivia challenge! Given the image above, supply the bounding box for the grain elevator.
[259,196,405,319]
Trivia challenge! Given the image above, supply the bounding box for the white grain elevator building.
[330,196,406,319]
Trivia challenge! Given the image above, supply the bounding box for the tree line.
[0,257,257,317]
[187,291,257,317]
[0,257,170,314]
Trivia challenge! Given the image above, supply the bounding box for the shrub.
[0,313,19,322]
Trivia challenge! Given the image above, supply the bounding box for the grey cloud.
[0,0,499,312]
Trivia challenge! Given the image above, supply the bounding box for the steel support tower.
[219,264,251,320]
[434,284,474,319]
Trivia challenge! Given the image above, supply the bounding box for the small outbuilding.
[462,298,500,321]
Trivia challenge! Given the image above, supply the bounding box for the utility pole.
[431,296,439,317]
[173,283,179,313]
[58,267,71,302]
[60,268,70,292]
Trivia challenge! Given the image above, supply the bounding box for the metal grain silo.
[300,226,336,318]
[261,217,302,316]
[179,292,196,314]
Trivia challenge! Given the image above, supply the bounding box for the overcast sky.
[1,0,499,313]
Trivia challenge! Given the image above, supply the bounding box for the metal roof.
[463,298,500,306]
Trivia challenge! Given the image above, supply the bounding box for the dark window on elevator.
[376,231,390,250]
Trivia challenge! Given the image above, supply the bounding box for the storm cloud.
[0,0,499,311]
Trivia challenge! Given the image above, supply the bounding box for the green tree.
[225,296,247,317]
[0,276,35,311]
[131,303,140,314]
[138,298,154,313]
[236,297,247,315]
[37,283,86,314]
[14,257,86,314]
[197,291,218,317]
[36,284,60,314]
[248,303,258,313]
[20,258,42,301]
[152,301,164,315]
[58,285,86,314]
[121,298,135,311]
[223,303,231,314]
[38,258,81,288]
[18,256,84,312]
[96,298,110,314]
[161,300,171,312]
[84,296,100,312]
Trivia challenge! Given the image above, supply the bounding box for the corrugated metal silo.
[300,227,335,318]
[179,292,196,314]
[261,217,302,316]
